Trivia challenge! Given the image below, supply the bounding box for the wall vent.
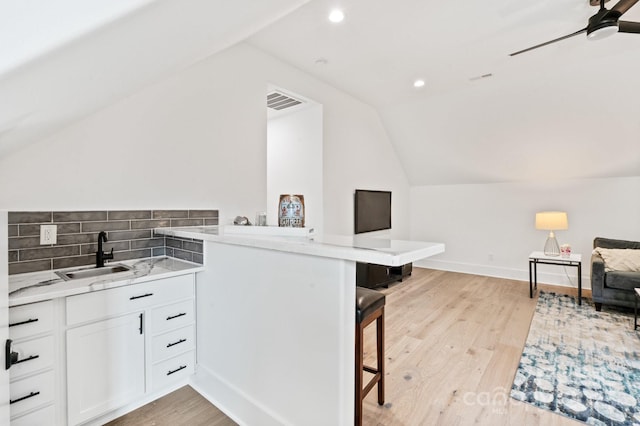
[267,91,303,111]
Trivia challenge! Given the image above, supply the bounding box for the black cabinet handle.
[10,391,40,405]
[167,338,186,348]
[5,339,13,370]
[167,365,187,376]
[9,318,39,327]
[13,354,40,365]
[130,293,153,300]
[166,313,186,321]
[139,313,144,335]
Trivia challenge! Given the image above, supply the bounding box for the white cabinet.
[66,312,145,426]
[8,300,57,424]
[65,273,195,425]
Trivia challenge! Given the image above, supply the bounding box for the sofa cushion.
[605,271,640,291]
[593,248,640,272]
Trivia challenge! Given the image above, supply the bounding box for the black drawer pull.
[167,365,187,376]
[167,313,186,321]
[10,391,40,405]
[9,318,39,327]
[13,354,40,365]
[167,338,186,348]
[129,293,153,300]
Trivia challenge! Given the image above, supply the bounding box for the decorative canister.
[278,194,305,227]
[560,244,571,258]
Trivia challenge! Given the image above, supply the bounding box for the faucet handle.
[105,248,114,261]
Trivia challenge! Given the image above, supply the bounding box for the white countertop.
[9,257,203,306]
[156,226,445,267]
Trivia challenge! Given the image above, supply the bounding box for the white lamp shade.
[535,211,568,231]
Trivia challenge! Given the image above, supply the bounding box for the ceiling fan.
[510,0,640,56]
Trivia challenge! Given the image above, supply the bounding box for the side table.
[529,251,583,305]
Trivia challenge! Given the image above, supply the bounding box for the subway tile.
[9,236,41,250]
[204,218,219,226]
[19,223,80,236]
[53,211,107,222]
[108,210,151,220]
[53,255,95,270]
[81,241,130,255]
[172,249,193,262]
[170,218,204,227]
[113,249,151,262]
[9,260,52,275]
[131,219,170,230]
[20,246,80,261]
[192,253,203,264]
[165,238,183,249]
[9,212,52,224]
[165,247,174,257]
[9,251,18,262]
[9,225,18,237]
[153,210,188,219]
[82,220,130,233]
[57,233,98,245]
[188,210,218,219]
[153,247,166,257]
[108,230,151,241]
[182,240,203,253]
[131,238,164,250]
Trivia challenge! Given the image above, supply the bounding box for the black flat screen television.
[354,189,391,234]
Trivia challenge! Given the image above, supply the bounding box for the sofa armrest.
[591,253,605,298]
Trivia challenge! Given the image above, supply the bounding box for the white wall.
[410,176,640,289]
[0,42,410,234]
[267,104,323,231]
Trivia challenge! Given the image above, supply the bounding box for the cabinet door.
[66,312,145,426]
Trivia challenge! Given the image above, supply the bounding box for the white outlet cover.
[40,224,57,245]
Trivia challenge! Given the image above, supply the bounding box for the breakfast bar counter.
[155,226,444,426]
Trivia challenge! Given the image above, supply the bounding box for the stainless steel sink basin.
[56,264,132,281]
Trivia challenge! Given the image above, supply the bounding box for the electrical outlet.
[40,224,57,245]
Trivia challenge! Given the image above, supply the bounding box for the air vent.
[267,91,303,111]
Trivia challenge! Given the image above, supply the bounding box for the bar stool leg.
[377,307,385,405]
[355,322,364,426]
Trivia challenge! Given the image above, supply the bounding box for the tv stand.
[356,262,412,289]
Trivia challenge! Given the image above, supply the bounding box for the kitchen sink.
[56,264,132,281]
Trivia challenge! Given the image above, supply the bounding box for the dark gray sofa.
[591,237,640,311]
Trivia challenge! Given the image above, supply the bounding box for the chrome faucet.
[96,231,114,268]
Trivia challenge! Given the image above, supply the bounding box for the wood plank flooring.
[109,268,583,425]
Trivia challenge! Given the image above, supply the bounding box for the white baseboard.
[189,364,291,426]
[414,258,591,290]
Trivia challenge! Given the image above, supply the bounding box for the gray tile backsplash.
[8,209,217,275]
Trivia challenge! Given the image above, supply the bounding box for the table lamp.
[535,211,568,256]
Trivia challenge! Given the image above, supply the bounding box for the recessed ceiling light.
[329,9,344,23]
[413,79,425,88]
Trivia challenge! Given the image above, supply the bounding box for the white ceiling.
[1,0,639,184]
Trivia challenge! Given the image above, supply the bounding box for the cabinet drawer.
[152,351,194,392]
[151,299,194,335]
[66,274,194,325]
[10,370,55,418]
[9,335,54,380]
[152,325,195,363]
[9,300,54,340]
[10,403,55,425]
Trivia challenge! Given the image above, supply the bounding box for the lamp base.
[543,231,560,256]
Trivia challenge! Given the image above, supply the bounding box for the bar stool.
[355,287,385,426]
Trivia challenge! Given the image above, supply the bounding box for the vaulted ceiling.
[2,0,639,184]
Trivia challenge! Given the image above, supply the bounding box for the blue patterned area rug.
[511,291,640,425]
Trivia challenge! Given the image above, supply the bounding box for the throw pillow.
[593,248,640,272]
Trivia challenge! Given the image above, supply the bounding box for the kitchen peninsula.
[155,226,444,426]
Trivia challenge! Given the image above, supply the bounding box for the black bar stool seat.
[355,286,385,426]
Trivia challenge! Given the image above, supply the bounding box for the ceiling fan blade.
[618,20,640,32]
[611,0,640,15]
[510,28,587,56]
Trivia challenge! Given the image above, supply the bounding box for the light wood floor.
[110,268,584,425]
